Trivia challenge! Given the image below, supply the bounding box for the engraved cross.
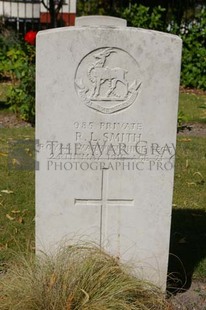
[74,169,134,246]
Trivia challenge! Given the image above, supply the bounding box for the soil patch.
[0,112,31,128]
[169,280,206,309]
[178,122,206,137]
[180,86,206,97]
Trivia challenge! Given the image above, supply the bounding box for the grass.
[179,92,206,123]
[0,128,35,264]
[173,136,206,209]
[168,136,206,291]
[170,92,206,286]
[0,244,170,310]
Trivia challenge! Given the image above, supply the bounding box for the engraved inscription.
[43,121,176,172]
[75,48,142,114]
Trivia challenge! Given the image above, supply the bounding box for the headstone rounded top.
[75,16,127,28]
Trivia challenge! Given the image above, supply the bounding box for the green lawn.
[173,136,206,209]
[170,136,206,285]
[179,92,206,123]
[0,90,205,285]
[0,128,35,265]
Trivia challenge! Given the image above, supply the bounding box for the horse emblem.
[75,47,142,114]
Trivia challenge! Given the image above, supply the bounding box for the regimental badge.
[75,47,142,114]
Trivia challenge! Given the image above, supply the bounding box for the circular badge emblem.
[75,47,142,114]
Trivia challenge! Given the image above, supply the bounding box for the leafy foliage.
[180,8,206,90]
[0,25,21,80]
[77,0,124,16]
[122,4,166,31]
[0,29,35,124]
[6,45,35,124]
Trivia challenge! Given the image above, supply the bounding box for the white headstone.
[75,15,127,27]
[36,16,182,290]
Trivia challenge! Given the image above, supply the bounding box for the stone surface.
[75,15,127,27]
[36,17,182,290]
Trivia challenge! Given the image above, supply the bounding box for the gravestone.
[36,16,182,289]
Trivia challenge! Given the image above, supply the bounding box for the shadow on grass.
[167,208,206,294]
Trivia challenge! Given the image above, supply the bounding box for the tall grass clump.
[0,244,171,310]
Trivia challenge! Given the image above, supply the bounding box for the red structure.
[40,12,76,26]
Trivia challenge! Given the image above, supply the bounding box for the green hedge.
[180,8,206,90]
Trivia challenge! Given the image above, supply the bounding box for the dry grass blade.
[0,243,171,310]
